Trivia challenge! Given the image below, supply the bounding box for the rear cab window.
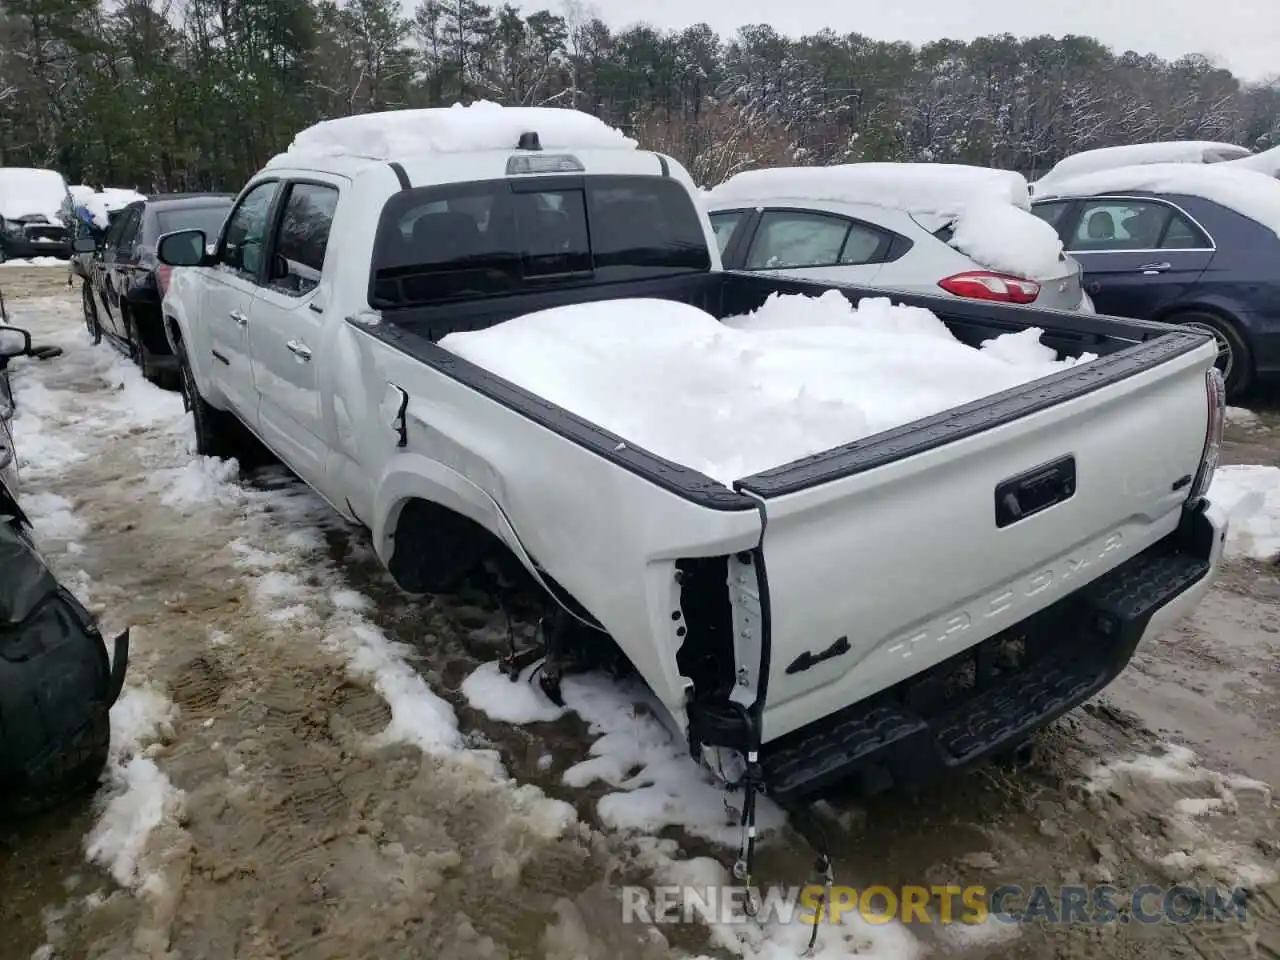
[369,175,711,307]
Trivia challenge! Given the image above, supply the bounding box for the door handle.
[286,339,312,361]
[229,310,248,327]
[1138,261,1171,275]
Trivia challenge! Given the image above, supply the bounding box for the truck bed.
[357,271,1209,509]
[352,271,1217,798]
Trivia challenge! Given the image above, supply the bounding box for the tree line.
[2,0,1278,193]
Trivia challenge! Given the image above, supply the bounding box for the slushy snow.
[1039,162,1280,239]
[440,291,1094,486]
[273,101,636,164]
[1206,464,1280,561]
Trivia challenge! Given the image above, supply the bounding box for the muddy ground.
[1,264,1277,960]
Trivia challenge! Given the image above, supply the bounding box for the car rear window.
[369,175,711,307]
[155,204,231,242]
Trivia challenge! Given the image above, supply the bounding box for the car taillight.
[1188,367,1226,503]
[938,271,1041,304]
[156,264,172,297]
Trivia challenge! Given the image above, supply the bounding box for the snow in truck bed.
[439,291,1095,487]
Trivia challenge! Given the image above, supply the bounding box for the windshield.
[155,204,232,241]
[0,168,70,221]
[369,175,711,308]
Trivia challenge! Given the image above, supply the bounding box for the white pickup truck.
[157,106,1228,806]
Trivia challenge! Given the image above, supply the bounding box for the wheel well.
[386,497,501,594]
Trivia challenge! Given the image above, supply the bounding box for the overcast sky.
[575,0,1279,82]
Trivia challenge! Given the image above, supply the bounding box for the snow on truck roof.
[707,162,1032,216]
[1037,162,1280,239]
[269,101,638,167]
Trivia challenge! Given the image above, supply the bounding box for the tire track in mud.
[1,294,677,960]
[5,289,1280,960]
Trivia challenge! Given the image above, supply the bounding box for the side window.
[114,206,142,257]
[1070,199,1171,252]
[708,211,743,254]
[745,211,855,269]
[1031,201,1071,229]
[1159,211,1211,249]
[102,208,131,250]
[219,180,280,279]
[839,222,889,264]
[268,182,340,296]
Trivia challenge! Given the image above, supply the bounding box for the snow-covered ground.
[1,256,64,268]
[4,280,1278,960]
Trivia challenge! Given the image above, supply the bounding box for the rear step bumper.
[761,500,1226,803]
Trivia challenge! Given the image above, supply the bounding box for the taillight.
[1188,367,1225,503]
[156,264,172,297]
[938,271,1041,304]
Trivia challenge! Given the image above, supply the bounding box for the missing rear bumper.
[757,502,1221,803]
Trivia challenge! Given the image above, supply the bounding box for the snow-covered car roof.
[1035,162,1280,238]
[706,162,1032,216]
[1033,141,1252,192]
[0,167,71,221]
[705,162,1066,281]
[1222,145,1280,178]
[269,101,637,167]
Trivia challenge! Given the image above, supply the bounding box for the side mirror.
[157,229,209,267]
[72,235,98,254]
[0,325,32,360]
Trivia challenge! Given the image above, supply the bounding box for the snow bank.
[275,101,636,163]
[709,162,1031,214]
[1207,464,1280,561]
[467,663,922,959]
[1038,162,1280,239]
[440,292,1092,487]
[84,684,183,889]
[946,200,1065,280]
[0,167,69,221]
[1034,141,1249,191]
[1224,144,1280,178]
[0,256,65,268]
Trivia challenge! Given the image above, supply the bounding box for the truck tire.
[82,282,102,346]
[178,346,241,460]
[1169,310,1252,400]
[0,706,110,819]
[0,522,115,819]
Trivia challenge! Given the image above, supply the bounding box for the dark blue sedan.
[1031,177,1280,400]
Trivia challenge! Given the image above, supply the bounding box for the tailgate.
[736,336,1215,743]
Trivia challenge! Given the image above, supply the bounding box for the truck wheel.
[82,282,102,345]
[178,347,240,460]
[0,705,110,820]
[122,307,151,379]
[1170,311,1252,400]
